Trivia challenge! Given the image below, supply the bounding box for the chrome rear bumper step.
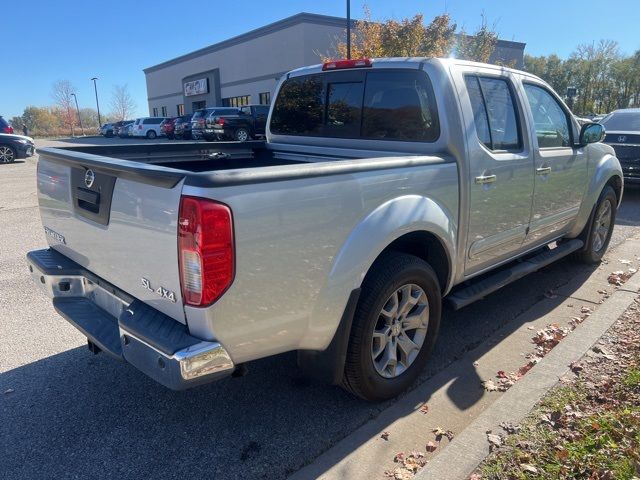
[27,248,235,389]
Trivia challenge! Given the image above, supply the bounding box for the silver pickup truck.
[28,58,623,401]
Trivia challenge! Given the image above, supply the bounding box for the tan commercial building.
[144,12,526,116]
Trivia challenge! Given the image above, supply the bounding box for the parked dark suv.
[209,105,269,141]
[190,108,214,140]
[174,115,193,140]
[601,108,640,184]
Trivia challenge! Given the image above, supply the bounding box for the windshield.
[601,112,640,131]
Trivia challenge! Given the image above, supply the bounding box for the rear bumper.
[26,248,235,389]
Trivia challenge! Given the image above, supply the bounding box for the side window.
[464,76,491,148]
[479,78,521,150]
[362,70,439,142]
[523,84,571,148]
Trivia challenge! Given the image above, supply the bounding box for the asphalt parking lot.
[1,138,640,480]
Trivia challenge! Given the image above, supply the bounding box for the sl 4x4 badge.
[141,278,177,303]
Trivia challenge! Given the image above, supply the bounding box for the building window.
[177,104,185,116]
[152,107,158,116]
[259,92,271,105]
[192,100,206,111]
[222,95,251,107]
[161,106,167,117]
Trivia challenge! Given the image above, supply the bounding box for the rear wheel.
[146,130,157,139]
[234,128,250,142]
[574,186,617,264]
[0,145,16,163]
[342,253,441,401]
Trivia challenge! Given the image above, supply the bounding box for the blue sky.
[3,0,639,120]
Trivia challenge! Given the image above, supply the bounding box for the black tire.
[573,185,617,264]
[0,144,17,163]
[342,253,442,401]
[234,128,250,142]
[146,130,157,139]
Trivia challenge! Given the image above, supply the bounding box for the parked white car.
[131,117,166,139]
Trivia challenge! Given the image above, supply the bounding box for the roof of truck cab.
[285,57,537,80]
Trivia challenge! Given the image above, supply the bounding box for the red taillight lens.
[216,117,225,126]
[322,58,372,71]
[178,196,234,307]
[2,126,13,134]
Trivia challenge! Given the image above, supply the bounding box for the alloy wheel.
[0,146,15,163]
[592,199,612,252]
[371,283,429,378]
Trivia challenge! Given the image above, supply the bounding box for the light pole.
[346,0,351,59]
[70,93,85,136]
[90,77,102,128]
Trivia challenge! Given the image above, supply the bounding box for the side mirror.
[579,122,605,146]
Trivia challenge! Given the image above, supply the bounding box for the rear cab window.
[464,75,522,151]
[270,69,439,142]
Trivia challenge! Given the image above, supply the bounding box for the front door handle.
[475,174,497,185]
[536,166,552,175]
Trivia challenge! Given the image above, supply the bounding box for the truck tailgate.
[37,151,187,323]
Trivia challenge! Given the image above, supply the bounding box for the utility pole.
[91,77,102,127]
[71,93,85,136]
[346,0,351,59]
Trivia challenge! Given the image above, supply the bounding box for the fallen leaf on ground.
[544,290,558,298]
[521,464,538,474]
[499,421,521,434]
[486,432,502,451]
[425,441,437,452]
[381,431,390,441]
[482,380,498,392]
[4,388,14,394]
[419,404,429,414]
[570,361,583,373]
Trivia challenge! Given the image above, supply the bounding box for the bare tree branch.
[109,84,137,121]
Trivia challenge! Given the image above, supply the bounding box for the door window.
[465,75,521,151]
[523,84,572,148]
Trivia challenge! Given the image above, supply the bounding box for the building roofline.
[143,11,526,74]
[143,12,351,73]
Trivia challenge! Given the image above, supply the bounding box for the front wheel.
[574,185,617,264]
[342,253,441,401]
[0,145,16,163]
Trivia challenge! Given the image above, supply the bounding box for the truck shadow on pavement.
[0,261,604,480]
[2,188,639,480]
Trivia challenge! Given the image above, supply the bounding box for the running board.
[446,239,584,310]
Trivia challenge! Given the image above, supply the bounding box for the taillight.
[2,126,13,134]
[216,117,225,126]
[178,196,234,307]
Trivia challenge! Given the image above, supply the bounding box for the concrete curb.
[415,271,640,480]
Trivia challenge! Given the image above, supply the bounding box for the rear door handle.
[475,174,497,185]
[536,166,552,175]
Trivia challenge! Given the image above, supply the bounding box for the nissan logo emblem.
[618,135,627,143]
[84,169,95,188]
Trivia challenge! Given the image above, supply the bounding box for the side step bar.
[446,239,584,310]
